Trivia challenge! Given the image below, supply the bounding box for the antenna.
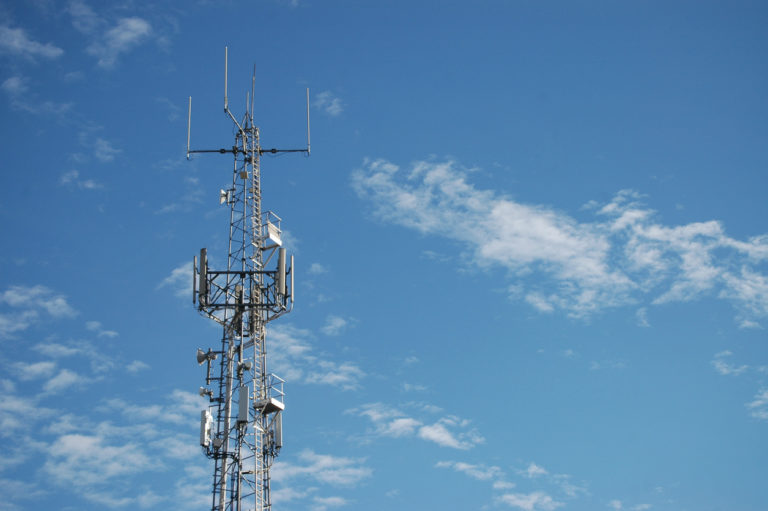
[186,47,309,511]
[251,65,256,122]
[186,96,192,160]
[306,87,311,155]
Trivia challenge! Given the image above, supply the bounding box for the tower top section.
[186,46,310,161]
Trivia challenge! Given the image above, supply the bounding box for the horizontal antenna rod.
[188,148,308,155]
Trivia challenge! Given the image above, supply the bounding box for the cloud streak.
[353,159,768,323]
[496,491,563,511]
[0,285,77,338]
[87,17,152,68]
[747,389,768,421]
[314,91,343,116]
[273,449,371,486]
[711,350,748,376]
[2,376,208,509]
[348,402,484,450]
[0,25,63,59]
[269,324,365,391]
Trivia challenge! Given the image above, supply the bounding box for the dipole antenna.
[187,46,309,511]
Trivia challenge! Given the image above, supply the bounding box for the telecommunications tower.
[187,47,309,511]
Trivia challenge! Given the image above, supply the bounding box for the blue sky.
[1,1,767,510]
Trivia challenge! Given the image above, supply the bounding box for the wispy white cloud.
[44,433,157,489]
[271,486,317,506]
[155,175,204,214]
[1,75,72,115]
[158,261,193,299]
[0,285,77,338]
[30,388,205,508]
[312,495,349,511]
[32,342,81,358]
[43,368,91,394]
[60,170,104,190]
[0,388,55,438]
[607,500,652,511]
[68,0,102,35]
[1,285,77,317]
[1,284,206,510]
[496,491,564,511]
[1,75,28,95]
[321,315,351,336]
[552,473,588,498]
[12,361,57,381]
[31,338,115,374]
[747,389,768,421]
[589,360,626,371]
[440,456,587,507]
[308,262,328,275]
[0,25,63,59]
[719,268,768,329]
[711,350,748,376]
[155,96,182,121]
[314,91,343,116]
[418,416,483,449]
[0,310,39,338]
[401,382,427,392]
[523,462,548,478]
[636,307,650,327]
[273,449,372,486]
[86,17,152,68]
[85,320,118,337]
[93,137,121,162]
[126,360,150,373]
[304,359,366,388]
[353,159,768,324]
[436,460,508,484]
[348,402,484,450]
[104,390,205,425]
[0,477,46,506]
[269,324,365,390]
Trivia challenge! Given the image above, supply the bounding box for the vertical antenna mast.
[306,88,311,155]
[186,96,192,160]
[187,47,308,511]
[224,46,229,112]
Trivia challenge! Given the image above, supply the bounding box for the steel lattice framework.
[188,47,309,511]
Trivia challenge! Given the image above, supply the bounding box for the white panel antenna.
[200,410,213,447]
[277,248,286,296]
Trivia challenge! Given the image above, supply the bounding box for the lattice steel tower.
[187,47,309,511]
